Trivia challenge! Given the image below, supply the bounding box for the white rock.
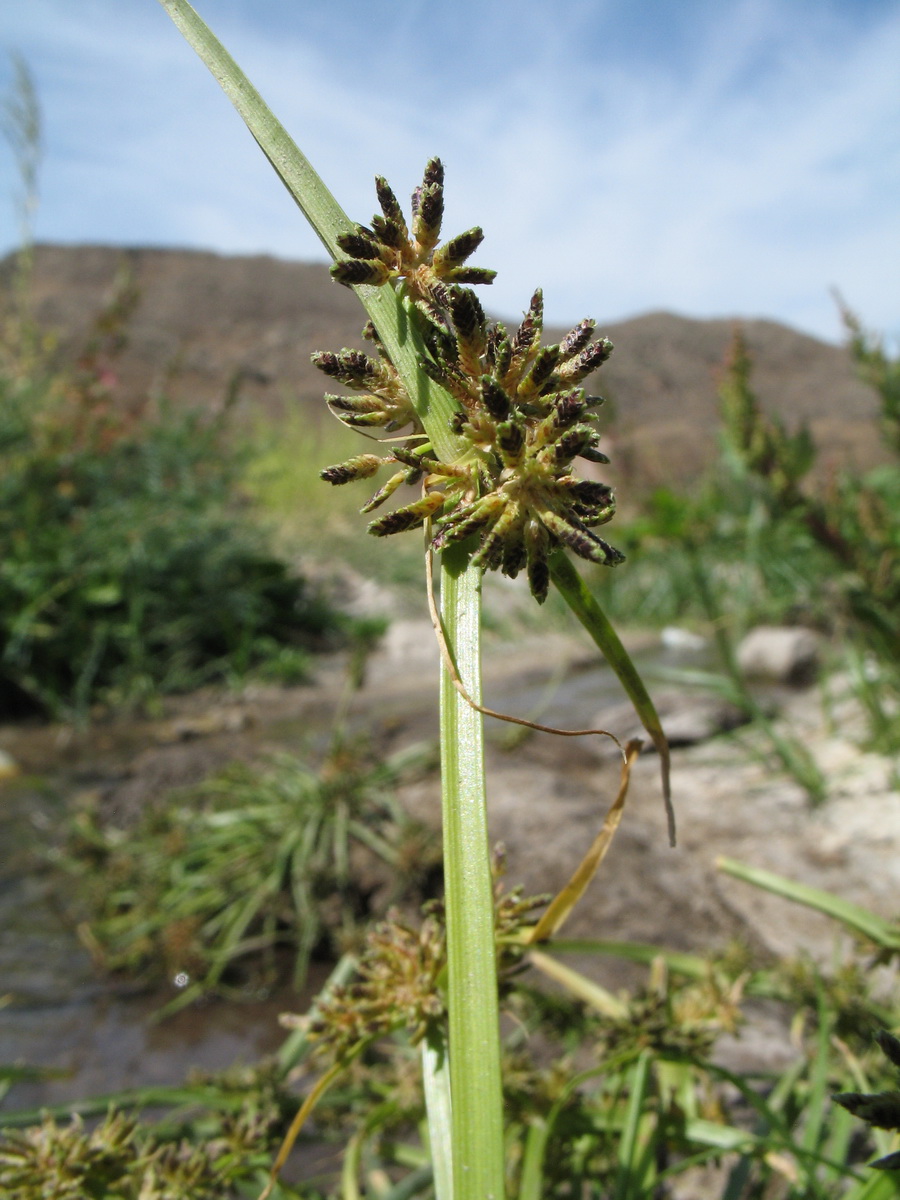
[737,625,821,685]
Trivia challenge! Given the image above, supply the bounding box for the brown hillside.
[1,244,881,495]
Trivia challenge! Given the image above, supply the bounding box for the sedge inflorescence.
[318,158,623,602]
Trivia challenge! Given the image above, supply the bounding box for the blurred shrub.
[0,273,345,719]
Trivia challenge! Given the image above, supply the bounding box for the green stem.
[439,544,505,1200]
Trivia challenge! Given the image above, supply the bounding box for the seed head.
[316,161,622,603]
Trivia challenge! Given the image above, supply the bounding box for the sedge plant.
[159,5,671,1197]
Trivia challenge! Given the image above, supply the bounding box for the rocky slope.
[1,244,883,495]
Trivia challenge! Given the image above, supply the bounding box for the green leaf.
[613,1050,654,1200]
[716,857,900,949]
[157,0,463,464]
[421,1032,454,1200]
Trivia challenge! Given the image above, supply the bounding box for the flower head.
[331,157,496,312]
[318,163,623,602]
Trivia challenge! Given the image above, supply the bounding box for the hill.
[1,244,882,496]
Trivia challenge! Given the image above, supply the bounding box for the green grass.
[0,344,352,720]
[245,410,434,602]
[56,738,439,1015]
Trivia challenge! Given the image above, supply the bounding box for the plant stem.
[439,543,505,1200]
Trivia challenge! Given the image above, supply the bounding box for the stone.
[737,625,821,686]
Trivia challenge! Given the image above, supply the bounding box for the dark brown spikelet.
[490,332,512,380]
[320,454,384,485]
[422,157,444,190]
[312,349,382,389]
[551,424,598,466]
[433,227,485,272]
[568,479,615,509]
[551,390,588,430]
[324,393,381,414]
[512,289,544,353]
[579,442,611,464]
[480,376,512,421]
[368,492,446,535]
[375,175,409,235]
[497,419,525,463]
[360,470,412,513]
[483,323,507,365]
[331,259,393,288]
[336,231,385,260]
[389,445,427,471]
[540,510,623,565]
[432,502,501,551]
[418,183,443,232]
[560,318,596,359]
[525,518,550,603]
[473,525,506,571]
[414,185,444,253]
[325,394,391,427]
[501,539,527,578]
[370,214,406,250]
[557,337,614,383]
[449,287,486,344]
[507,289,544,384]
[442,266,498,285]
[519,344,562,398]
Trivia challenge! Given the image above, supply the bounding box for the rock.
[737,625,821,686]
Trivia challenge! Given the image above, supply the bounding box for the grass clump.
[272,859,900,1200]
[59,739,439,1013]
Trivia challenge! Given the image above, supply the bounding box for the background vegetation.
[0,271,359,721]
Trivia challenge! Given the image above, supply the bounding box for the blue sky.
[2,0,899,343]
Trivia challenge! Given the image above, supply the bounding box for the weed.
[57,739,439,1013]
[0,272,351,720]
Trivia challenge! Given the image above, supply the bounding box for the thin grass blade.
[613,1050,653,1200]
[421,1032,454,1200]
[527,949,629,1019]
[518,1118,551,1200]
[158,0,463,462]
[717,857,900,948]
